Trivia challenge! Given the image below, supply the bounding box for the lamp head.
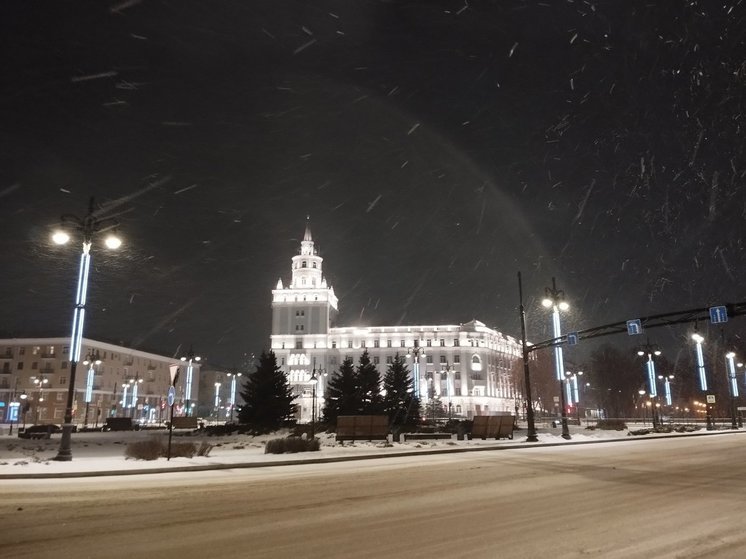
[541,298,553,308]
[52,230,70,245]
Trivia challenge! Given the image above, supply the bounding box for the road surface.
[2,433,745,558]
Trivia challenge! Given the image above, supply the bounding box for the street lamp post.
[725,351,739,429]
[32,375,49,424]
[180,348,201,417]
[82,350,101,428]
[517,272,538,442]
[309,368,318,438]
[52,197,122,461]
[406,345,426,403]
[129,375,143,420]
[691,333,713,430]
[213,382,221,425]
[542,277,571,440]
[637,341,662,429]
[227,372,242,423]
[638,389,647,426]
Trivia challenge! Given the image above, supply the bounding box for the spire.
[304,215,312,242]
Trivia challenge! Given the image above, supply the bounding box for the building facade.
[270,225,524,421]
[0,337,200,427]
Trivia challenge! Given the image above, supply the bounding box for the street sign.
[169,364,180,384]
[566,332,579,346]
[706,395,716,404]
[626,319,643,335]
[167,386,176,407]
[709,306,728,324]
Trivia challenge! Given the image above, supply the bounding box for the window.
[302,261,307,268]
[312,262,317,268]
[60,376,67,385]
[347,340,353,348]
[32,362,38,369]
[454,372,461,380]
[440,355,447,364]
[281,358,285,365]
[470,372,483,381]
[361,340,366,348]
[332,341,337,349]
[471,355,482,371]
[440,339,445,347]
[373,356,380,364]
[386,356,393,364]
[62,346,68,355]
[57,392,65,401]
[426,355,433,364]
[19,347,25,355]
[400,340,405,348]
[454,355,460,364]
[426,339,432,347]
[387,340,392,348]
[17,362,23,370]
[453,339,460,347]
[374,340,380,348]
[295,340,302,349]
[425,371,433,380]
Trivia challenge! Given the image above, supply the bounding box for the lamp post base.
[52,423,75,461]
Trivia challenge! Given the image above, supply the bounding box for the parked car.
[18,424,62,439]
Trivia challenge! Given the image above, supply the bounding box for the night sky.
[1,1,745,368]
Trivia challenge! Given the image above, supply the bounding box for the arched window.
[471,354,482,371]
[302,261,307,268]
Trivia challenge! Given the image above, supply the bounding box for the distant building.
[270,224,524,422]
[0,337,199,426]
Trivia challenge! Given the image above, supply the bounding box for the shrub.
[265,436,321,454]
[125,437,162,461]
[594,419,627,431]
[124,437,212,460]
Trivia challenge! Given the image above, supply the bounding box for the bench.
[335,415,389,442]
[170,416,200,430]
[470,414,514,440]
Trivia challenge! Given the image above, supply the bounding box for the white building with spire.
[270,223,523,422]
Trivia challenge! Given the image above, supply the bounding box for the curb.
[1,429,743,480]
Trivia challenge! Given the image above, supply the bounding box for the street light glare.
[558,301,569,311]
[692,333,704,343]
[52,230,70,245]
[726,351,736,359]
[104,234,122,249]
[541,298,553,308]
[637,350,645,356]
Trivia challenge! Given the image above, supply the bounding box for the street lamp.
[725,351,739,429]
[179,348,201,416]
[637,341,662,428]
[309,368,319,438]
[227,372,242,423]
[213,382,221,424]
[82,350,101,428]
[52,197,122,461]
[542,277,570,440]
[406,345,426,402]
[130,376,143,419]
[565,370,583,424]
[638,389,647,426]
[32,375,49,424]
[691,332,713,429]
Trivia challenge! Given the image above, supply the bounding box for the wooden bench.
[170,416,200,430]
[103,417,134,431]
[470,414,514,440]
[335,415,389,442]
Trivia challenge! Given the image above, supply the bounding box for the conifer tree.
[237,350,296,433]
[382,354,420,429]
[357,350,383,414]
[323,357,360,424]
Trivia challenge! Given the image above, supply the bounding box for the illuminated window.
[471,355,482,371]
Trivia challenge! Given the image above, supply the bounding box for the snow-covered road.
[2,432,745,558]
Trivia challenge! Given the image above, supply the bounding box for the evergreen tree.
[357,350,383,414]
[323,357,360,424]
[237,350,296,433]
[382,354,421,429]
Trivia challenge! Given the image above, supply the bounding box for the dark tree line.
[324,351,420,429]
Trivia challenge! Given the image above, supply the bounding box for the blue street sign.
[709,306,728,324]
[626,319,643,335]
[167,386,176,407]
[567,332,579,346]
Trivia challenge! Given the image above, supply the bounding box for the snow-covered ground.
[0,422,721,477]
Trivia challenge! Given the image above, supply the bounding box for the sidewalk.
[1,424,742,480]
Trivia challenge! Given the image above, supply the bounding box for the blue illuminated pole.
[52,197,121,461]
[637,342,661,428]
[663,376,672,407]
[726,352,739,429]
[407,346,426,403]
[542,277,570,440]
[691,333,713,429]
[180,348,201,417]
[82,350,100,428]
